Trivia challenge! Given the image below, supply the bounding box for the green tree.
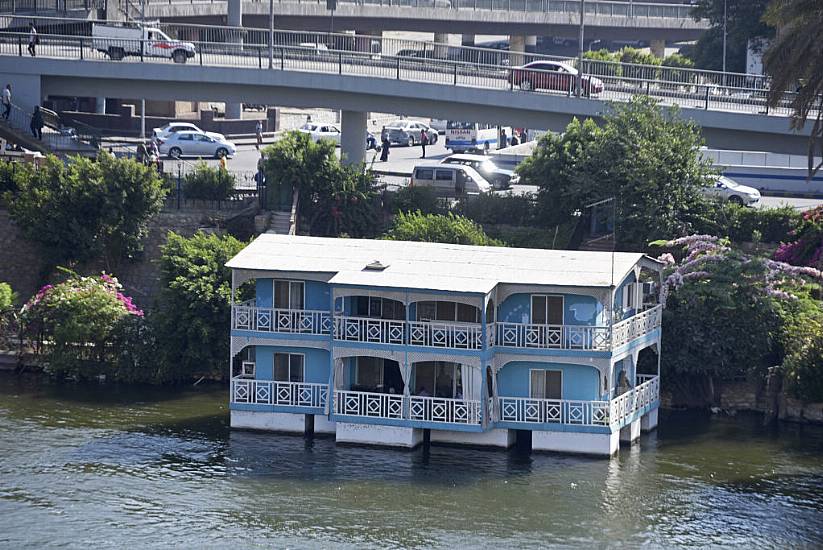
[153,231,246,381]
[690,0,773,72]
[3,153,166,268]
[763,0,823,178]
[582,49,622,77]
[517,97,714,248]
[182,162,236,200]
[384,211,502,246]
[618,47,661,80]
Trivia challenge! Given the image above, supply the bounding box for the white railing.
[232,305,332,335]
[231,378,328,408]
[612,305,662,348]
[409,396,481,425]
[495,323,611,351]
[498,396,610,426]
[408,321,482,350]
[334,390,405,419]
[333,316,405,345]
[498,375,659,428]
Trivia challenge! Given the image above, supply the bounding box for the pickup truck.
[92,24,196,64]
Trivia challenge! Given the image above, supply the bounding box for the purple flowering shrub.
[773,206,823,269]
[21,273,143,378]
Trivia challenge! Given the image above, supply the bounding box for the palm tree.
[763,0,823,178]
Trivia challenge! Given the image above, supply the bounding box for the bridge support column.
[509,35,526,66]
[526,35,537,53]
[226,0,243,120]
[461,34,475,47]
[433,32,449,59]
[95,97,106,114]
[340,110,367,166]
[7,73,41,116]
[650,39,665,58]
[354,29,381,53]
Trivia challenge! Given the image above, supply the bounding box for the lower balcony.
[497,375,660,431]
[333,390,482,428]
[231,378,328,412]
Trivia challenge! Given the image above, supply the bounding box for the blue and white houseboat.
[226,235,663,456]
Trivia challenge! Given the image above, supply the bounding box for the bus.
[445,122,512,154]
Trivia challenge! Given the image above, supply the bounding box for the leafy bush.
[783,331,823,403]
[390,185,446,216]
[384,211,503,246]
[182,163,235,200]
[583,49,622,77]
[153,231,246,382]
[453,192,538,227]
[483,224,574,250]
[662,52,697,85]
[619,47,662,80]
[0,282,13,311]
[773,205,823,267]
[692,203,802,243]
[3,153,166,266]
[20,273,144,379]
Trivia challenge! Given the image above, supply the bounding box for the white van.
[410,163,493,195]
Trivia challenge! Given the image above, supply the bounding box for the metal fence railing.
[0,22,808,119]
[0,0,103,13]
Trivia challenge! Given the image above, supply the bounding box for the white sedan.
[159,131,237,159]
[702,175,761,206]
[298,123,341,145]
[153,122,225,142]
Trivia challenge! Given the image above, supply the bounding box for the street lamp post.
[576,0,585,97]
[268,0,274,69]
[722,0,727,73]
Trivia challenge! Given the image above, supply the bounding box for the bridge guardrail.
[0,30,804,119]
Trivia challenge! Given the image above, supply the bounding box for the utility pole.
[141,0,146,139]
[576,0,585,97]
[268,0,274,69]
[722,0,727,86]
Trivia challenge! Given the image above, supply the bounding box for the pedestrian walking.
[30,105,43,139]
[2,84,11,121]
[28,23,38,57]
[498,128,507,150]
[136,140,148,165]
[219,154,228,171]
[379,135,390,162]
[510,131,520,147]
[255,120,263,150]
[420,129,429,159]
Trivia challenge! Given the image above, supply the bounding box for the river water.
[1,374,823,549]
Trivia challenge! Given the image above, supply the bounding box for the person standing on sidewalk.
[30,105,43,139]
[28,23,38,57]
[420,128,429,159]
[2,85,11,121]
[255,120,263,150]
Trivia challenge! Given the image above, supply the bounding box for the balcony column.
[650,39,665,59]
[226,0,243,120]
[340,110,367,166]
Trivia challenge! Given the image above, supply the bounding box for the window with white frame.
[273,353,304,382]
[529,369,562,400]
[274,280,304,310]
[531,295,564,325]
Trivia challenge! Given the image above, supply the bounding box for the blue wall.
[497,361,600,400]
[254,345,329,384]
[613,272,637,320]
[498,293,602,325]
[255,278,330,311]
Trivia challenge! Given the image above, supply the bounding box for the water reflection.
[1,375,823,548]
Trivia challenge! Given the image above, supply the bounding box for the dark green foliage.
[384,211,502,246]
[583,49,622,77]
[0,282,13,311]
[390,184,446,216]
[689,0,773,72]
[453,192,538,227]
[3,153,166,267]
[182,163,236,200]
[692,203,802,243]
[153,231,246,381]
[619,47,662,80]
[517,97,714,249]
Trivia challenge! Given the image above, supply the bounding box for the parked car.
[92,24,195,64]
[159,131,237,159]
[702,175,761,206]
[298,124,377,149]
[383,120,438,147]
[508,61,604,95]
[153,122,224,142]
[411,163,493,195]
[441,154,518,189]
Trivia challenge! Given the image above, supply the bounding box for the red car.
[509,61,604,95]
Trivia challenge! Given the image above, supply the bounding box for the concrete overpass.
[139,0,708,41]
[0,34,809,165]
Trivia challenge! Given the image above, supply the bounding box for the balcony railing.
[232,305,332,335]
[408,321,482,350]
[334,316,405,345]
[612,305,663,348]
[498,375,660,429]
[231,378,328,409]
[333,316,483,350]
[333,390,482,425]
[495,323,611,351]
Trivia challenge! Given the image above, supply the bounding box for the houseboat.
[226,235,663,456]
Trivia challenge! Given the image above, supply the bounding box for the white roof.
[227,235,659,294]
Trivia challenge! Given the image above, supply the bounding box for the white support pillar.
[226,0,243,120]
[620,418,642,443]
[650,39,665,59]
[340,110,367,166]
[433,32,449,59]
[525,35,537,53]
[509,35,526,66]
[95,97,106,114]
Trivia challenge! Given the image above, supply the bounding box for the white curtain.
[461,365,482,401]
[334,359,346,390]
[400,362,411,396]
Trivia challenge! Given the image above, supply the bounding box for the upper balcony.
[232,302,332,336]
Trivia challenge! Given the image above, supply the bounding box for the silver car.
[159,131,237,159]
[382,120,438,147]
[702,175,761,206]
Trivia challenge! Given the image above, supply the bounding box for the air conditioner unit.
[241,361,256,377]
